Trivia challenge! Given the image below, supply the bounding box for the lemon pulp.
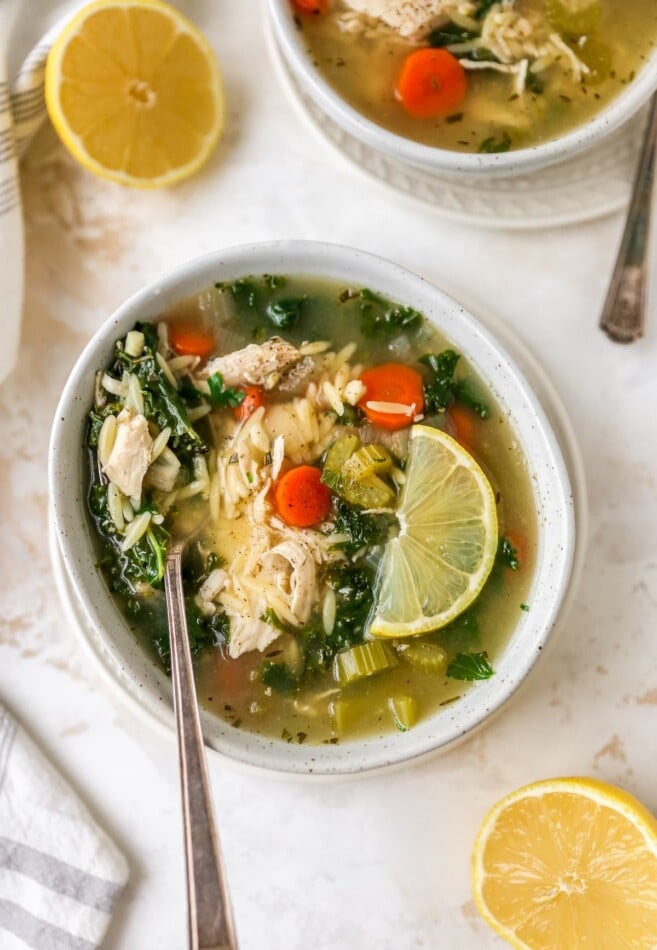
[370,424,498,638]
[45,0,224,188]
[472,777,657,949]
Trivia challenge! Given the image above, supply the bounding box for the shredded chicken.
[102,409,153,499]
[202,337,303,391]
[343,0,449,41]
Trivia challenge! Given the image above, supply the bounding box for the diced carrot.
[233,386,265,422]
[291,0,328,13]
[169,322,215,359]
[448,403,476,448]
[395,48,467,119]
[273,465,332,527]
[357,363,424,431]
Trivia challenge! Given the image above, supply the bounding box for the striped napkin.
[0,703,129,949]
[0,4,68,386]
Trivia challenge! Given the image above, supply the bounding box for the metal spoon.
[600,94,657,343]
[164,535,238,950]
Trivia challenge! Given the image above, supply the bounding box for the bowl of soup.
[268,0,657,175]
[49,241,575,775]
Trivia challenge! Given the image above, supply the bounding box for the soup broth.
[87,275,536,744]
[297,0,657,153]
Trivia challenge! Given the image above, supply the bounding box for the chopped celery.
[321,435,361,492]
[388,695,418,732]
[334,640,397,686]
[341,472,394,509]
[343,444,392,483]
[402,642,447,673]
[331,697,366,735]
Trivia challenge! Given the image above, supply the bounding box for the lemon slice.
[45,0,224,188]
[472,777,657,949]
[370,424,497,637]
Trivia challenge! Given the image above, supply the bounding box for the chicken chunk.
[344,0,448,41]
[103,409,153,499]
[202,337,303,391]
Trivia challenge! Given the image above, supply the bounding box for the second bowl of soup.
[49,241,574,775]
[269,0,657,175]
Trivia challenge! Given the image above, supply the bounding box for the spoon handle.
[600,95,657,343]
[164,550,237,950]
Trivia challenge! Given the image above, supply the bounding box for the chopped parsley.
[446,651,495,680]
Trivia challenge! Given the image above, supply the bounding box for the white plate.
[265,21,645,231]
[48,290,587,773]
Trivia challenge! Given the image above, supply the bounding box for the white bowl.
[49,240,575,776]
[267,0,657,177]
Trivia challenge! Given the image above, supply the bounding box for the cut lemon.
[370,424,497,637]
[472,777,657,949]
[45,0,224,188]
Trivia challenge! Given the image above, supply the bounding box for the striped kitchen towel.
[0,703,129,950]
[0,3,75,386]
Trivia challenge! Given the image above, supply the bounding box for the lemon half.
[370,424,498,637]
[45,0,224,188]
[472,777,657,949]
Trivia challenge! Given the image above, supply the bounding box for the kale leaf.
[419,350,461,413]
[259,563,376,692]
[358,288,423,338]
[261,661,298,695]
[265,298,304,329]
[419,349,490,417]
[446,651,494,680]
[114,321,206,460]
[331,499,394,558]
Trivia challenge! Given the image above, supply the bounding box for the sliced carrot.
[274,465,332,527]
[395,48,467,119]
[448,403,476,448]
[291,0,329,13]
[358,363,424,431]
[233,386,265,422]
[169,322,215,359]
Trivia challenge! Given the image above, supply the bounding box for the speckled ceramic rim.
[267,0,657,177]
[48,240,575,776]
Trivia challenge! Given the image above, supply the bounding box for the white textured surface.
[1,1,657,948]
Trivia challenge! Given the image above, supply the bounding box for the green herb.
[207,372,246,408]
[261,661,298,695]
[479,132,512,153]
[331,499,394,558]
[420,349,490,417]
[265,298,304,329]
[446,651,494,680]
[498,536,520,570]
[520,603,530,612]
[428,23,477,46]
[359,288,423,338]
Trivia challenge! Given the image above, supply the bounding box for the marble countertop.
[2,1,657,947]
